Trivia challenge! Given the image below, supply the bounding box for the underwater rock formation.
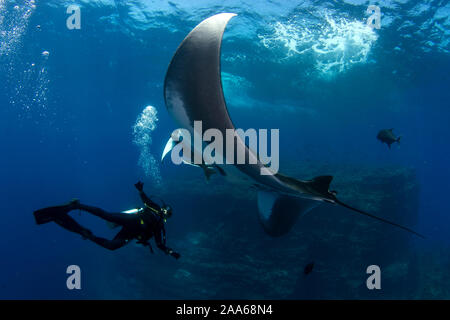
[107,162,423,299]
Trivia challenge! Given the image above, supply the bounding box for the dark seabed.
[0,0,449,299]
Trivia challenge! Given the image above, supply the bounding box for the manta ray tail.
[259,173,424,238]
[334,198,424,238]
[303,174,424,238]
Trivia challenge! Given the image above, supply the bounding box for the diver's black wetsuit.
[78,190,175,254]
[35,186,179,258]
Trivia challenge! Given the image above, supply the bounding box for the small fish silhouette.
[377,128,401,149]
[304,262,314,275]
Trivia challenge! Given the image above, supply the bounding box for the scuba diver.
[33,181,180,259]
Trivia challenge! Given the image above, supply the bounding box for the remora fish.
[161,129,226,181]
[162,13,423,238]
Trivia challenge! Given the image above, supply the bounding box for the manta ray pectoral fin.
[257,190,319,237]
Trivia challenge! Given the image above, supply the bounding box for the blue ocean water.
[0,0,449,299]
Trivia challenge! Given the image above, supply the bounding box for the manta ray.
[161,13,423,238]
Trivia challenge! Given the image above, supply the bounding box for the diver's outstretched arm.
[140,191,158,208]
[135,181,159,208]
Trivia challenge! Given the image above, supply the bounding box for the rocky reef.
[99,162,448,299]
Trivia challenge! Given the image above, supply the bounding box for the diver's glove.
[167,249,180,260]
[171,252,181,260]
[135,181,144,192]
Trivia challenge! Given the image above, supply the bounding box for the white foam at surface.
[44,0,448,56]
[260,14,378,77]
[343,0,410,9]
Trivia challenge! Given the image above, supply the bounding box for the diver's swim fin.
[34,205,70,225]
[33,200,79,225]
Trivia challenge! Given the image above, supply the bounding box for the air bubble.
[132,106,163,186]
